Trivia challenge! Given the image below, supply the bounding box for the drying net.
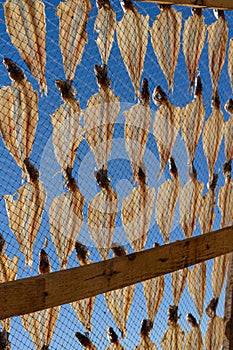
[0,0,233,348]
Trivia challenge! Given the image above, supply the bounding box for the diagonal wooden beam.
[135,0,233,10]
[0,226,233,320]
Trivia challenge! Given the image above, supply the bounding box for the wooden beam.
[0,226,233,320]
[135,0,233,10]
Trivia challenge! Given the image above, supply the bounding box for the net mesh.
[0,0,233,349]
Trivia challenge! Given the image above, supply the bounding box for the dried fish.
[57,0,91,80]
[142,258,165,324]
[105,245,135,338]
[224,99,233,164]
[4,161,46,268]
[172,268,188,306]
[204,315,224,350]
[0,59,38,178]
[198,174,218,234]
[183,9,206,91]
[208,10,228,95]
[156,157,181,243]
[49,176,84,269]
[181,76,205,165]
[51,81,83,179]
[22,307,60,350]
[212,164,232,299]
[151,5,182,92]
[84,66,120,171]
[106,327,125,350]
[88,170,118,260]
[152,86,181,176]
[180,165,204,238]
[228,39,233,92]
[71,242,95,332]
[0,236,18,333]
[0,330,10,350]
[122,167,156,252]
[75,241,91,266]
[205,297,218,318]
[184,313,203,350]
[188,262,206,320]
[39,249,51,275]
[161,306,184,350]
[203,92,224,185]
[75,332,97,349]
[134,319,157,349]
[124,79,152,179]
[4,0,47,94]
[116,0,149,97]
[95,0,116,66]
[22,250,59,350]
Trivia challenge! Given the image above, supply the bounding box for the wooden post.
[135,0,233,10]
[223,253,233,349]
[0,226,233,319]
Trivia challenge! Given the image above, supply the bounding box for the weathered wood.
[0,226,233,320]
[223,253,233,349]
[135,0,233,10]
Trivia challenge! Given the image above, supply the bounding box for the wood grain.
[0,226,233,320]
[135,0,233,10]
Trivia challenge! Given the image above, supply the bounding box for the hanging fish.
[156,157,181,243]
[105,244,135,338]
[212,163,233,299]
[150,5,182,92]
[172,268,188,306]
[75,332,97,350]
[106,327,126,350]
[122,167,156,252]
[198,174,218,235]
[203,92,224,185]
[181,76,205,165]
[116,0,149,97]
[188,262,206,320]
[184,313,203,350]
[0,234,18,334]
[39,248,51,275]
[4,160,46,268]
[94,0,116,66]
[4,0,47,94]
[204,298,224,350]
[71,242,95,332]
[134,319,157,350]
[208,10,228,95]
[57,0,91,80]
[180,164,204,238]
[84,65,120,171]
[224,98,233,165]
[152,86,181,176]
[51,80,83,181]
[142,244,165,325]
[22,250,60,350]
[161,305,184,350]
[75,240,92,266]
[124,78,152,180]
[183,8,206,91]
[0,330,11,350]
[0,58,38,178]
[49,173,84,269]
[228,39,233,92]
[88,169,118,260]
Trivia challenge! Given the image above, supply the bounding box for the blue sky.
[0,0,232,348]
